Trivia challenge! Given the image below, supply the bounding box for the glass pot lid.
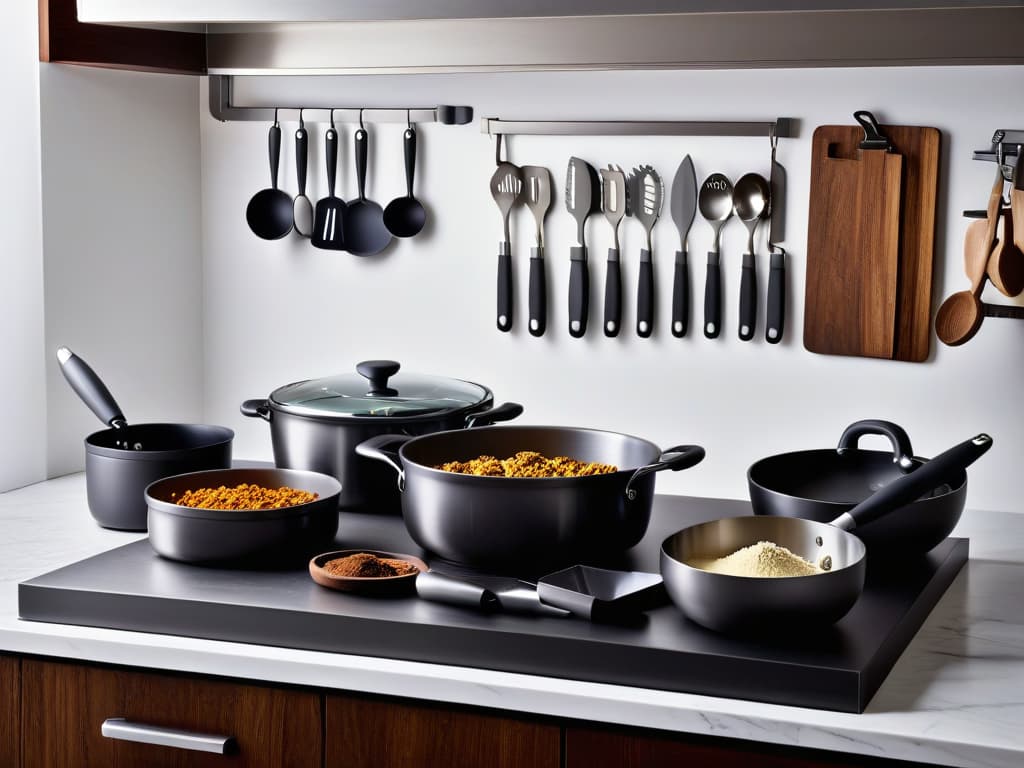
[269,360,491,419]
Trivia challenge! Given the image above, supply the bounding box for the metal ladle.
[698,173,734,338]
[733,174,770,341]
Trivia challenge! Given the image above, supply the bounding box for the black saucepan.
[58,347,233,531]
[749,420,968,553]
[356,425,705,572]
[662,433,992,634]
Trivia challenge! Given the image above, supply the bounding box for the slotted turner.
[490,157,523,333]
[631,165,664,338]
[522,166,553,337]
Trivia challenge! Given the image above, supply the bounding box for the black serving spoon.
[245,116,294,240]
[384,124,427,238]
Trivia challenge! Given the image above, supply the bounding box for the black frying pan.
[662,433,992,634]
[749,420,967,553]
[57,347,233,531]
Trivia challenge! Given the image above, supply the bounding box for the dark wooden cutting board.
[804,124,940,362]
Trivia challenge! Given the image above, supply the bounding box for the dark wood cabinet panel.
[21,660,321,768]
[326,695,560,768]
[0,655,19,768]
[39,0,206,74]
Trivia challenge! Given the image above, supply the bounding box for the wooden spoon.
[1012,149,1024,252]
[936,166,1005,346]
[986,207,1024,297]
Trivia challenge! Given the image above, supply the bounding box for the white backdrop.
[200,67,1023,512]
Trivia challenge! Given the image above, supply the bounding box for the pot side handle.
[355,434,413,491]
[836,420,914,471]
[465,401,524,428]
[240,399,272,422]
[625,444,705,501]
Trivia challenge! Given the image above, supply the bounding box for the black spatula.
[311,119,346,250]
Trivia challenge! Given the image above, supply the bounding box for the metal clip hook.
[359,108,365,131]
[298,108,305,130]
[495,133,507,166]
[273,107,279,128]
[329,108,336,131]
[853,110,891,151]
[406,108,412,130]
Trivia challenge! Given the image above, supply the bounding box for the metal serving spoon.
[698,173,734,339]
[733,173,770,341]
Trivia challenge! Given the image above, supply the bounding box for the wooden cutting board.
[804,124,940,362]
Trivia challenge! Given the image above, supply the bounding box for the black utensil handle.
[738,252,757,341]
[497,242,513,332]
[403,128,417,196]
[766,250,785,343]
[637,250,654,338]
[295,127,308,196]
[56,347,126,428]
[671,250,688,338]
[268,123,281,190]
[239,399,272,422]
[465,401,524,428]
[604,248,621,338]
[325,128,337,197]
[529,247,547,337]
[625,445,706,500]
[569,246,589,338]
[704,254,721,339]
[355,128,368,200]
[837,434,993,531]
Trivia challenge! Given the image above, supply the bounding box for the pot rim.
[85,423,234,461]
[747,448,968,508]
[399,424,665,485]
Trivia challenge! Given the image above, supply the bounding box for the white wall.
[200,67,1024,513]
[0,2,46,492]
[42,65,204,477]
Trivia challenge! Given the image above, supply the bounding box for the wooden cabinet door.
[22,660,321,768]
[1,655,19,767]
[326,695,559,768]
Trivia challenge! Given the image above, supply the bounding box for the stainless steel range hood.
[77,1,1024,72]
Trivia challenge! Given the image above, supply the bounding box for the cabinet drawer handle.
[101,717,235,754]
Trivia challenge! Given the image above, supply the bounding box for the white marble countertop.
[2,473,1022,768]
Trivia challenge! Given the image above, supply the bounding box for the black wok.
[749,420,967,553]
[662,433,992,634]
[58,347,233,531]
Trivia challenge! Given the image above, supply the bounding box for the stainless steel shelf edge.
[480,118,795,139]
[208,75,473,124]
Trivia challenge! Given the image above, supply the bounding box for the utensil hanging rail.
[480,117,795,138]
[209,75,472,125]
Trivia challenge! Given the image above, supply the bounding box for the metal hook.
[359,108,365,131]
[329,108,336,130]
[298,108,305,130]
[273,107,279,127]
[406,108,412,130]
[495,133,507,166]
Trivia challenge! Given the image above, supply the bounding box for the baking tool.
[383,126,427,238]
[146,468,340,565]
[986,207,1024,297]
[733,174,769,341]
[805,116,940,361]
[632,165,664,338]
[669,155,697,338]
[311,118,347,250]
[1013,147,1024,251]
[245,118,294,240]
[766,133,787,343]
[522,165,553,337]
[241,359,522,512]
[490,141,522,333]
[356,426,704,571]
[663,432,991,633]
[749,419,972,553]
[936,161,1006,346]
[698,173,734,338]
[57,347,233,531]
[566,157,600,338]
[537,565,666,621]
[310,549,426,594]
[292,115,313,238]
[599,164,627,337]
[344,127,393,256]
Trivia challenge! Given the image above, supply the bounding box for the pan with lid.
[749,420,969,553]
[661,433,991,634]
[57,347,233,531]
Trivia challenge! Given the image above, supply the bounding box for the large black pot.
[748,420,968,553]
[356,425,705,572]
[58,347,233,531]
[242,360,522,512]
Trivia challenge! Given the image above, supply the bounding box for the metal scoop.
[599,165,627,337]
[522,165,552,337]
[698,173,734,338]
[733,173,769,341]
[631,165,664,338]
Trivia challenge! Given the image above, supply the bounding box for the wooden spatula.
[987,208,1024,297]
[1011,148,1024,252]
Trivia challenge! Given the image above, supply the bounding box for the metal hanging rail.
[480,117,796,138]
[208,75,473,125]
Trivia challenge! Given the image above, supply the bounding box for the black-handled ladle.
[383,121,427,238]
[245,113,294,241]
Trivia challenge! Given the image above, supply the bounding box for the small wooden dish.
[309,549,427,596]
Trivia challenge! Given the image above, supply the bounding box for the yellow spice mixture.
[171,483,318,510]
[436,451,617,478]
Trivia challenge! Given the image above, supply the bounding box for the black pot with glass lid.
[241,360,523,512]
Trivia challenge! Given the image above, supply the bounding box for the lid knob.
[357,360,401,396]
